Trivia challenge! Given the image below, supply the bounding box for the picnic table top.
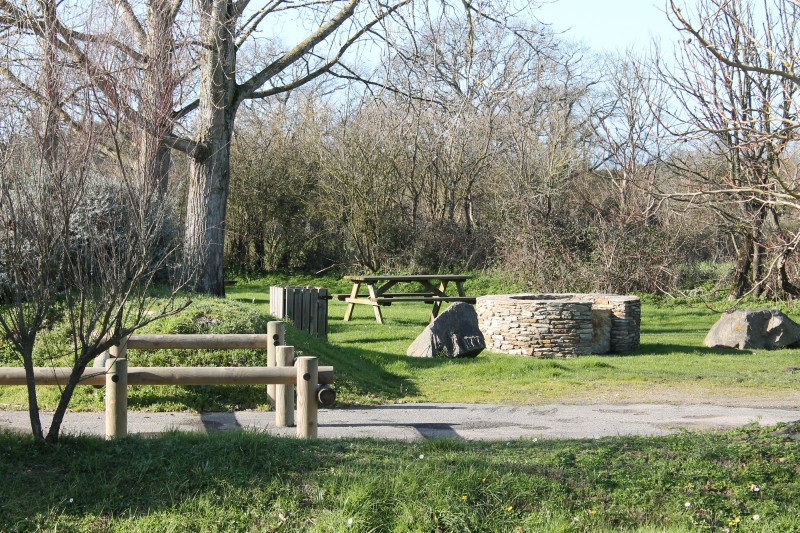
[343,274,473,283]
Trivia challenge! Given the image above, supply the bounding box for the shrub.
[131,297,270,368]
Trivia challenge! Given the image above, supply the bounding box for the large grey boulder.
[407,302,486,358]
[704,309,800,350]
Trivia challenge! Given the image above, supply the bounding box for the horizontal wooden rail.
[1,330,332,439]
[126,334,270,350]
[0,366,335,386]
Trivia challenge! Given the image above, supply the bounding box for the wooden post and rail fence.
[0,324,334,439]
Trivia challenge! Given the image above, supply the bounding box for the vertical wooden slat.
[293,287,303,328]
[284,287,295,322]
[280,287,287,318]
[309,287,319,337]
[319,288,329,339]
[301,287,311,332]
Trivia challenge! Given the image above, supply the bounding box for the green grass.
[2,275,800,411]
[1,423,798,531]
[226,279,800,406]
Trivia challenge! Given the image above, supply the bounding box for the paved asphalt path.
[1,403,798,440]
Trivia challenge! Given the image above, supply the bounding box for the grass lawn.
[1,423,798,531]
[223,278,800,407]
[0,274,799,410]
[2,275,799,531]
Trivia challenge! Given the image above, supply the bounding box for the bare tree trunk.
[730,232,753,299]
[183,0,237,296]
[185,124,234,296]
[21,343,44,441]
[752,240,765,297]
[751,207,768,297]
[139,0,175,194]
[464,192,474,233]
[778,250,800,297]
[45,364,86,442]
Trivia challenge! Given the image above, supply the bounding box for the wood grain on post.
[275,346,295,427]
[319,288,329,339]
[296,356,318,438]
[266,321,284,404]
[0,366,334,385]
[301,288,311,332]
[105,339,128,439]
[308,288,318,336]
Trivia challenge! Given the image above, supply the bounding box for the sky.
[535,0,679,54]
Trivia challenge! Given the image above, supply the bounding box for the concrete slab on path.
[1,403,798,440]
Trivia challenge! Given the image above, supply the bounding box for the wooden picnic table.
[336,274,475,324]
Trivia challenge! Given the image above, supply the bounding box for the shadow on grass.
[641,327,713,335]
[128,385,267,411]
[229,297,269,306]
[0,425,792,531]
[637,342,751,356]
[337,336,412,345]
[327,317,426,331]
[328,344,483,402]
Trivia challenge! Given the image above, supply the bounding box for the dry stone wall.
[476,294,640,358]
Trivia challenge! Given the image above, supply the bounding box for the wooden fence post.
[266,321,284,405]
[296,356,318,438]
[105,338,128,439]
[275,346,295,427]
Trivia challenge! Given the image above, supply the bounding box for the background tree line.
[225,0,800,298]
[1,0,800,442]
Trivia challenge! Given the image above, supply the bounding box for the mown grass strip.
[1,423,798,531]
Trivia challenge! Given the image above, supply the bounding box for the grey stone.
[407,302,486,358]
[591,309,612,354]
[704,309,800,350]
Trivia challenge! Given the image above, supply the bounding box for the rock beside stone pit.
[407,302,486,358]
[704,309,800,350]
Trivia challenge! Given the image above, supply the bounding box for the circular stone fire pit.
[476,294,640,357]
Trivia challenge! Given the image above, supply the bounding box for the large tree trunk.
[183,0,237,296]
[139,0,175,195]
[184,116,236,296]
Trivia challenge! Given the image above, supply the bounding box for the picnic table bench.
[336,274,475,324]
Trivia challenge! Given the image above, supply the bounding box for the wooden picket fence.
[269,286,330,339]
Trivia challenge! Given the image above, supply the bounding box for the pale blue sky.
[536,0,678,53]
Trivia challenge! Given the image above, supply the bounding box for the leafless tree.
[0,65,188,442]
[0,157,188,442]
[1,0,520,295]
[664,0,800,298]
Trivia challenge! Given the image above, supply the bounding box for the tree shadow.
[636,342,752,356]
[229,297,269,306]
[328,344,483,403]
[127,385,268,411]
[1,427,779,530]
[336,336,412,345]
